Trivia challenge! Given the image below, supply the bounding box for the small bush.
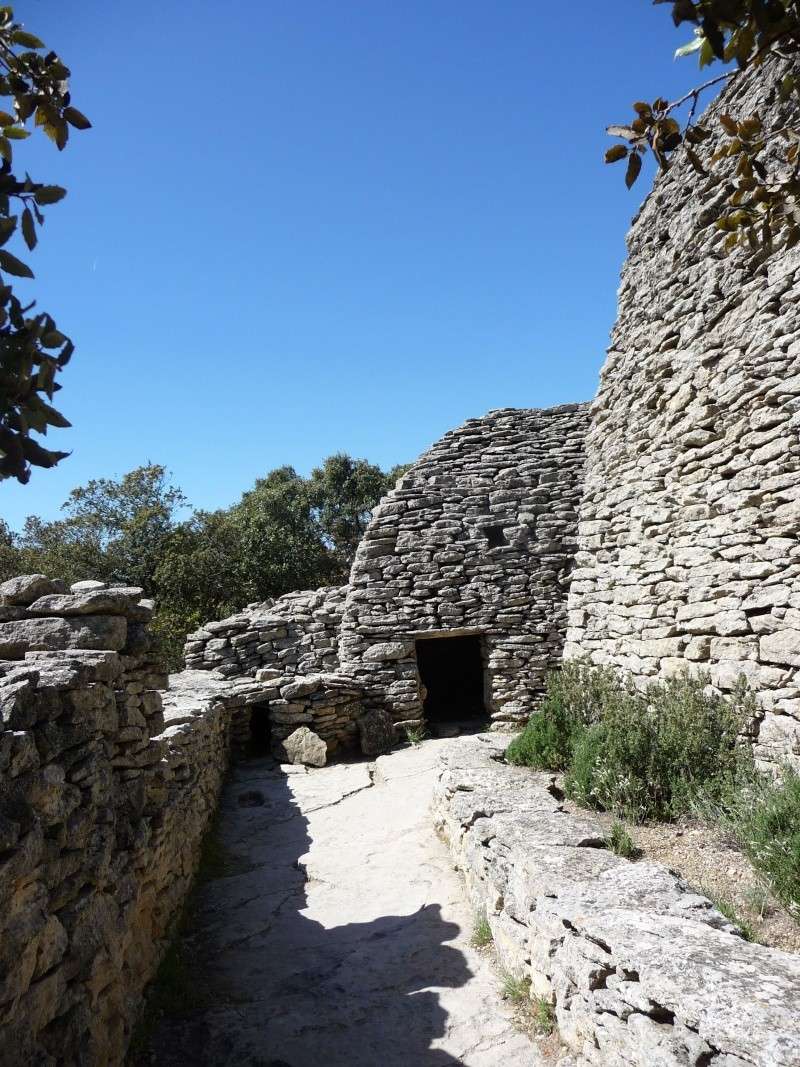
[505,660,622,770]
[404,723,428,745]
[508,662,756,823]
[710,765,800,919]
[471,912,493,948]
[606,821,638,859]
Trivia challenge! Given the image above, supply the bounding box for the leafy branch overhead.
[606,1,800,254]
[0,5,90,484]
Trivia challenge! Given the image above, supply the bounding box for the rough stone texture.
[339,405,589,727]
[142,740,539,1066]
[184,584,347,680]
[281,725,327,766]
[565,59,800,767]
[357,707,395,757]
[434,735,800,1067]
[0,580,266,1066]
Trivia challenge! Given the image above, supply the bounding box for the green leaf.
[625,152,642,189]
[64,106,91,130]
[605,145,628,164]
[686,147,707,176]
[10,29,45,49]
[41,329,66,348]
[3,125,28,140]
[21,206,36,251]
[0,215,16,247]
[34,185,67,205]
[0,248,33,278]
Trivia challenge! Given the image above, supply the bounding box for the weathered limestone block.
[357,708,395,756]
[0,615,128,658]
[434,736,800,1067]
[281,726,327,767]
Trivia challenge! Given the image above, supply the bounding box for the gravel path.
[141,740,538,1067]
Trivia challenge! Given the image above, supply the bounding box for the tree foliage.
[0,6,90,483]
[2,454,403,667]
[607,0,800,254]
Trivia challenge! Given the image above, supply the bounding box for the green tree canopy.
[0,6,90,483]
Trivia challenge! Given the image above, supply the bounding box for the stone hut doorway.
[415,634,489,731]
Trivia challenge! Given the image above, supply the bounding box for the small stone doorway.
[415,634,488,733]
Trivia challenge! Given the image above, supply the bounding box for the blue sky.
[4,1,705,528]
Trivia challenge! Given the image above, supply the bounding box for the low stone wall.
[433,735,800,1067]
[183,585,347,679]
[0,575,263,1065]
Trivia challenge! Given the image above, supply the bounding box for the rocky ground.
[135,740,540,1066]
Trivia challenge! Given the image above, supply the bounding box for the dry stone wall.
[184,584,346,679]
[182,585,361,755]
[435,736,800,1067]
[339,405,589,728]
[0,575,263,1066]
[565,60,800,767]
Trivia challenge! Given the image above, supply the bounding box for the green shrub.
[531,995,556,1035]
[710,765,800,919]
[505,660,622,770]
[501,973,531,1004]
[509,662,756,823]
[562,673,753,822]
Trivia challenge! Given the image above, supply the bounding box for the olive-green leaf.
[10,29,44,49]
[21,206,36,251]
[3,125,29,140]
[625,151,642,189]
[0,215,16,247]
[64,106,91,130]
[605,144,628,164]
[34,185,67,205]
[0,248,33,277]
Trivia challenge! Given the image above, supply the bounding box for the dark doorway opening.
[249,702,272,754]
[415,634,488,728]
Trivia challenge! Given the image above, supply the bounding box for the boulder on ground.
[282,726,327,767]
[357,708,395,757]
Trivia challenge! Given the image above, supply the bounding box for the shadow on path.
[138,751,475,1067]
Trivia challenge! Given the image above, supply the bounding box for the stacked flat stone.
[260,671,362,757]
[435,736,800,1067]
[339,405,589,729]
[183,584,346,679]
[564,58,800,768]
[0,575,264,1066]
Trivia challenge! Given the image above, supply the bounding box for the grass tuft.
[501,973,531,1004]
[471,911,493,948]
[606,821,638,859]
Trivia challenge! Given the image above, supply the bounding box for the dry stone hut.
[339,404,589,731]
[185,404,589,748]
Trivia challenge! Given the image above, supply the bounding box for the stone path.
[143,740,538,1066]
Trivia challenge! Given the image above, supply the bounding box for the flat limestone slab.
[143,740,539,1066]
